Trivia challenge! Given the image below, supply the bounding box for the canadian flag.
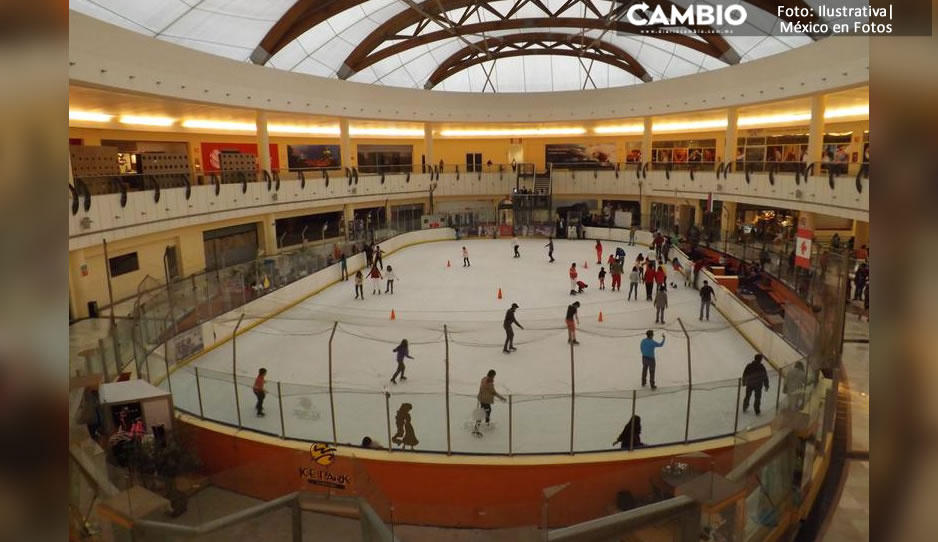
[795,228,813,269]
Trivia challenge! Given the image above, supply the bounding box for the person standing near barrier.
[699,280,715,320]
[640,330,665,389]
[595,239,603,264]
[340,252,348,280]
[253,368,267,416]
[502,303,523,353]
[545,237,555,263]
[693,259,705,289]
[783,361,807,410]
[629,226,637,246]
[613,415,643,448]
[742,354,770,415]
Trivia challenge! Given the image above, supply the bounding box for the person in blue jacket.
[639,330,666,389]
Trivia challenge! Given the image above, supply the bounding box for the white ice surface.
[170,239,780,453]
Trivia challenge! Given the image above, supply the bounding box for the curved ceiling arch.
[426,32,652,89]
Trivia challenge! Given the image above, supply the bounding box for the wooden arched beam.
[253,0,739,68]
[426,32,653,88]
[427,48,645,90]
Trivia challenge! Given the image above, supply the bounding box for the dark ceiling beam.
[426,49,638,89]
[426,32,652,87]
[343,17,733,79]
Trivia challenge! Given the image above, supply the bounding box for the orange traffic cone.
[598,311,604,323]
[497,288,503,299]
[390,309,396,320]
[447,260,451,268]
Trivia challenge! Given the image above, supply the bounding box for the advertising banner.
[546,143,616,168]
[287,144,341,170]
[200,142,280,172]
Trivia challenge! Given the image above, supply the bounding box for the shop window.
[109,252,139,277]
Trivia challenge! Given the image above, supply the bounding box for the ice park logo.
[309,442,337,466]
[624,2,747,27]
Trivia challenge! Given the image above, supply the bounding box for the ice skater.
[368,264,383,295]
[391,403,418,449]
[598,266,607,290]
[390,339,414,384]
[545,237,555,262]
[612,415,643,449]
[655,263,667,292]
[640,330,665,389]
[565,301,581,344]
[569,262,578,295]
[699,280,715,320]
[502,303,523,353]
[253,368,267,416]
[475,370,506,435]
[615,246,626,267]
[671,258,686,288]
[654,285,668,324]
[610,259,623,292]
[340,252,348,280]
[462,246,471,267]
[636,254,645,281]
[384,265,396,294]
[512,236,521,258]
[576,280,589,294]
[375,245,384,269]
[628,266,640,301]
[742,354,770,415]
[353,270,364,299]
[644,261,656,301]
[595,240,603,264]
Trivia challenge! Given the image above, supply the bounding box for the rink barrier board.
[160,227,458,381]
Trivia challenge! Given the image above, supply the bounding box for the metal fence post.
[508,394,513,456]
[328,322,338,446]
[232,314,245,428]
[678,318,692,444]
[195,367,204,419]
[733,378,742,435]
[570,341,575,455]
[385,391,392,453]
[278,381,286,439]
[97,338,111,382]
[775,367,783,412]
[629,389,637,451]
[163,341,172,393]
[444,324,451,455]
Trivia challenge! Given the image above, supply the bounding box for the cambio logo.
[625,2,748,26]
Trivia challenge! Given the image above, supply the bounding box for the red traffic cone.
[447,260,451,268]
[497,288,503,299]
[598,311,604,323]
[390,309,396,320]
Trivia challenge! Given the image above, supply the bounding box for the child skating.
[569,263,578,295]
[368,264,383,295]
[545,237,555,262]
[462,246,470,267]
[598,266,607,290]
[384,265,396,294]
[595,240,603,264]
[353,270,364,300]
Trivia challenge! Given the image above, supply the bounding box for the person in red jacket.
[655,265,667,291]
[644,260,657,300]
[595,240,603,264]
[569,263,578,296]
[368,264,383,295]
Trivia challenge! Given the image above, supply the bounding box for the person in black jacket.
[503,303,524,353]
[613,415,643,449]
[742,354,770,415]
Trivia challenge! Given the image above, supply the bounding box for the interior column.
[424,122,434,171]
[340,118,352,172]
[807,94,827,165]
[256,110,271,175]
[724,107,738,169]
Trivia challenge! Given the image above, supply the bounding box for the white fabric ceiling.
[70,0,827,93]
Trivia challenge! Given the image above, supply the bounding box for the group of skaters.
[339,241,399,299]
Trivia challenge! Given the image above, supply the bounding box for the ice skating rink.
[170,238,780,454]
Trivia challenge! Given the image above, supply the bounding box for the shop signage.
[299,443,351,490]
[795,215,813,269]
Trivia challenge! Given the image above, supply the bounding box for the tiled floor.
[823,300,869,541]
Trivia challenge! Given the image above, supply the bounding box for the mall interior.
[68,4,869,541]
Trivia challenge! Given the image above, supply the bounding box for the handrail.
[134,491,301,536]
[547,496,697,541]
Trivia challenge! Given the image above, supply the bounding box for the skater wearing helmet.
[569,263,578,295]
[503,303,524,353]
[565,301,581,344]
[477,370,506,427]
[390,339,414,384]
